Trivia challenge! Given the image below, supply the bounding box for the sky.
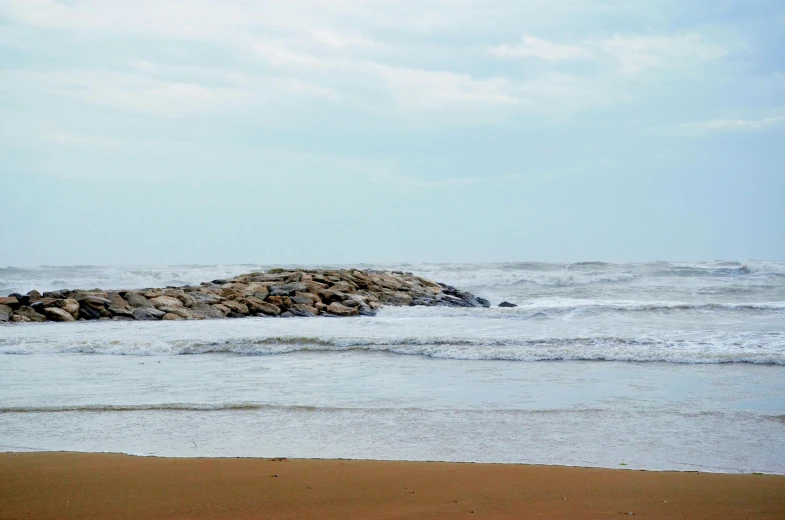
[1,0,784,266]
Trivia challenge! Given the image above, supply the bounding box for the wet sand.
[1,453,783,519]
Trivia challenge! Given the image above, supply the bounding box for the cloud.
[490,36,591,60]
[682,116,785,132]
[599,33,729,73]
[491,32,730,73]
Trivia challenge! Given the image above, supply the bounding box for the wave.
[0,403,266,413]
[2,334,783,364]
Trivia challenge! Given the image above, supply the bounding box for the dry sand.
[1,453,783,519]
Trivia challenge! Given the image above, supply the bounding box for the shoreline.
[2,449,783,476]
[2,453,784,519]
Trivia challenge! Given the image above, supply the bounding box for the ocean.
[1,261,784,473]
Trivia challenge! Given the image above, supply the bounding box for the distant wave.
[2,334,783,364]
[0,403,266,413]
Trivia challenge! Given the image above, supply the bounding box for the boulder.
[326,302,359,317]
[107,305,135,319]
[42,291,65,299]
[266,296,292,311]
[148,296,183,309]
[11,314,31,323]
[498,301,517,308]
[291,304,318,316]
[187,303,222,319]
[291,292,320,306]
[26,290,42,301]
[221,300,249,316]
[0,296,20,310]
[124,292,153,309]
[12,306,46,322]
[132,307,165,321]
[55,299,80,318]
[212,304,231,317]
[78,305,102,320]
[0,304,11,322]
[77,295,111,310]
[106,292,129,308]
[44,307,76,322]
[162,313,184,321]
[268,282,307,297]
[159,307,197,320]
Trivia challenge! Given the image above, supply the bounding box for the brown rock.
[149,296,183,309]
[159,307,198,320]
[125,292,153,309]
[44,307,76,322]
[212,304,231,317]
[0,304,12,322]
[0,296,20,310]
[266,296,292,310]
[162,313,184,321]
[222,300,249,316]
[13,306,47,322]
[191,304,225,319]
[326,302,359,317]
[106,292,129,308]
[107,305,135,319]
[55,299,80,318]
[26,290,43,301]
[291,304,318,316]
[11,314,31,323]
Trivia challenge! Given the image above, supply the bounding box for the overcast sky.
[1,0,783,266]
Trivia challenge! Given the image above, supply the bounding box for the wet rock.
[221,300,249,317]
[44,307,76,322]
[326,302,359,317]
[13,306,46,322]
[108,305,135,319]
[291,304,318,316]
[149,296,183,309]
[498,301,517,308]
[55,299,80,319]
[0,304,11,322]
[11,314,31,323]
[42,291,65,299]
[266,296,292,311]
[192,303,225,319]
[162,313,184,321]
[132,307,165,321]
[0,297,20,310]
[268,282,307,297]
[78,305,102,320]
[125,292,154,309]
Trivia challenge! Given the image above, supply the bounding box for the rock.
[106,292,129,308]
[0,297,20,310]
[162,313,184,321]
[77,295,111,310]
[44,307,76,322]
[56,299,80,318]
[191,303,226,319]
[148,296,183,309]
[132,307,165,321]
[291,304,318,316]
[42,291,65,299]
[26,290,42,301]
[221,300,249,317]
[112,316,135,321]
[358,304,377,317]
[0,304,11,322]
[190,292,222,305]
[159,307,198,320]
[125,292,154,309]
[242,297,278,317]
[326,302,359,317]
[266,296,292,311]
[268,282,307,297]
[498,301,517,308]
[212,304,231,317]
[11,314,31,323]
[12,306,46,322]
[379,291,413,306]
[78,305,102,320]
[291,292,320,306]
[107,305,135,319]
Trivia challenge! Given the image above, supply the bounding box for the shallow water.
[1,262,784,472]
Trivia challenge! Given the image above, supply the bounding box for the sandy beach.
[1,453,783,519]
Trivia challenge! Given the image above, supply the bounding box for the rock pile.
[0,269,490,324]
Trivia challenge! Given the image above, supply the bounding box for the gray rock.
[498,301,517,308]
[125,292,154,309]
[44,307,76,322]
[132,307,165,321]
[12,306,46,322]
[326,302,359,317]
[191,303,225,319]
[78,305,102,320]
[107,305,135,319]
[268,282,307,297]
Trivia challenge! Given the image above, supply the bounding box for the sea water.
[1,261,784,473]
